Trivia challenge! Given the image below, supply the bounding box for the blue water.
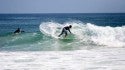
[0,13,125,34]
[0,13,125,51]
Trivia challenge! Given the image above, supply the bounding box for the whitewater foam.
[0,47,125,70]
[86,23,125,47]
[39,21,125,47]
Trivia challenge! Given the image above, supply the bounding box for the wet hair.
[69,25,72,28]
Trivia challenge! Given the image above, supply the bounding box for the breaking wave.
[0,21,125,51]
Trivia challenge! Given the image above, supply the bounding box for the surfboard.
[58,33,75,39]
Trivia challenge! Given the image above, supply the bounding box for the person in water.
[14,28,25,34]
[14,28,20,34]
[58,25,72,37]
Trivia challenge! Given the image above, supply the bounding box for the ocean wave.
[0,21,125,51]
[40,21,125,47]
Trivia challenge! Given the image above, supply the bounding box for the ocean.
[0,13,125,70]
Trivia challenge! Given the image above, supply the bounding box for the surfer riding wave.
[58,25,72,37]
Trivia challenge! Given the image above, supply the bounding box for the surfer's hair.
[69,25,72,28]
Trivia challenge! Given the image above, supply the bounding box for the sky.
[0,0,125,13]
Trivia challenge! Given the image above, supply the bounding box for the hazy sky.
[0,0,125,13]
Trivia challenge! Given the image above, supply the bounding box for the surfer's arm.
[68,29,72,33]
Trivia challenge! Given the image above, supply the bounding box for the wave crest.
[39,21,125,47]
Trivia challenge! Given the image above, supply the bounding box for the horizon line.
[0,12,125,14]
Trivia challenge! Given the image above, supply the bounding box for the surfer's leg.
[64,29,67,37]
[58,29,64,37]
[64,32,67,37]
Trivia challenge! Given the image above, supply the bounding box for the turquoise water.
[0,13,125,51]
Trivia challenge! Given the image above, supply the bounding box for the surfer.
[14,28,25,34]
[14,28,20,34]
[58,25,72,37]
